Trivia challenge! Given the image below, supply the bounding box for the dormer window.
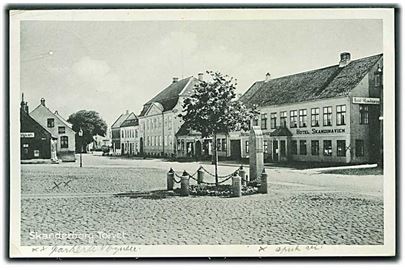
[47,118,54,128]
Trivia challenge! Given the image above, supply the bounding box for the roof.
[111,112,130,129]
[139,76,197,116]
[269,127,292,137]
[175,124,202,137]
[54,111,72,128]
[240,54,383,108]
[30,103,75,132]
[120,113,139,127]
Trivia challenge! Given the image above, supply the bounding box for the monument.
[249,126,264,182]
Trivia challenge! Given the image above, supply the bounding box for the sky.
[20,19,382,126]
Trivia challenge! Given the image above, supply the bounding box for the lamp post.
[78,128,83,167]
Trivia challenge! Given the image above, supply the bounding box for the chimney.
[20,93,29,114]
[172,77,179,83]
[339,52,351,68]
[126,110,129,114]
[198,72,204,81]
[40,98,45,106]
[265,72,271,82]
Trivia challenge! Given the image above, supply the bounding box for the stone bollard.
[180,171,190,196]
[197,167,204,185]
[259,168,268,194]
[238,165,246,186]
[167,168,174,190]
[232,172,242,197]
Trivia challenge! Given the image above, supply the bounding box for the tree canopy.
[67,110,107,152]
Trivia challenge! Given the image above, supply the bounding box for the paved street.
[21,154,384,246]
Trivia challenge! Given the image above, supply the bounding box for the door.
[195,141,202,159]
[140,138,144,155]
[272,140,279,162]
[230,140,241,160]
[21,142,30,160]
[280,140,286,158]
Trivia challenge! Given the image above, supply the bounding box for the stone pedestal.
[232,174,242,197]
[249,126,264,182]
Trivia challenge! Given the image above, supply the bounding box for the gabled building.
[30,98,76,162]
[111,110,131,155]
[138,74,203,157]
[120,112,140,156]
[20,96,53,160]
[238,52,383,164]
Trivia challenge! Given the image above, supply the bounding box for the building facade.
[30,98,76,161]
[110,111,131,155]
[138,75,202,157]
[120,112,140,156]
[238,52,383,164]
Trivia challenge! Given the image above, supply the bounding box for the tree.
[179,71,253,186]
[67,110,108,153]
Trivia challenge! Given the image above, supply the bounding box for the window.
[58,126,65,134]
[291,140,298,155]
[47,118,54,128]
[253,115,259,127]
[264,140,268,153]
[337,140,346,157]
[280,111,287,127]
[135,130,138,138]
[299,109,307,127]
[323,140,332,156]
[299,140,307,155]
[323,106,332,126]
[153,118,157,129]
[261,113,268,129]
[336,105,346,125]
[311,108,320,127]
[217,138,222,151]
[355,140,365,157]
[60,136,68,148]
[311,140,319,156]
[159,136,162,146]
[165,135,168,146]
[245,141,249,154]
[270,113,277,129]
[121,130,124,138]
[360,105,369,124]
[222,139,227,151]
[375,72,382,87]
[290,110,298,128]
[167,116,172,130]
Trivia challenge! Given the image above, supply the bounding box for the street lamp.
[78,128,83,168]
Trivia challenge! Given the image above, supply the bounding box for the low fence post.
[197,167,204,184]
[259,168,268,194]
[232,172,242,197]
[167,168,174,190]
[238,165,246,186]
[180,171,190,196]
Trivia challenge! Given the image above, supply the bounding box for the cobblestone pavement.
[20,154,384,246]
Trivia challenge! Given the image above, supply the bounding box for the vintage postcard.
[8,8,396,257]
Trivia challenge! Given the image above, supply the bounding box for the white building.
[120,112,140,156]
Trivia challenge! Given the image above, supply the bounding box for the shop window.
[47,118,54,128]
[311,140,319,156]
[261,113,268,129]
[323,107,332,126]
[280,111,287,127]
[245,141,249,154]
[336,105,346,126]
[323,140,332,156]
[60,136,69,148]
[291,140,297,155]
[270,113,277,129]
[337,140,346,157]
[299,109,307,127]
[311,108,320,127]
[299,140,307,155]
[360,105,369,124]
[58,126,65,134]
[222,139,227,151]
[355,140,365,157]
[290,110,298,128]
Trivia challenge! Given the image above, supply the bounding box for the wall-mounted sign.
[20,132,35,138]
[296,128,346,135]
[352,97,380,104]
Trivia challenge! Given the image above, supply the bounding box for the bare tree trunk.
[213,133,218,187]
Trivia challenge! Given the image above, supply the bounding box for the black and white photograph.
[8,8,396,257]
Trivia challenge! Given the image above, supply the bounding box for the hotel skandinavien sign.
[352,97,380,104]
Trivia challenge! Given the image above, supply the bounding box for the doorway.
[230,140,241,160]
[272,140,279,161]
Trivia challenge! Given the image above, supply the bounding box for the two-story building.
[111,110,131,155]
[120,112,140,156]
[30,98,76,162]
[138,74,202,157]
[238,52,383,164]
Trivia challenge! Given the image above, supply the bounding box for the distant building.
[88,134,111,151]
[120,112,140,156]
[110,110,131,155]
[238,52,383,164]
[20,96,53,160]
[138,74,203,157]
[30,98,76,162]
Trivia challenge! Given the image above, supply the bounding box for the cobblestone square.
[21,154,384,246]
